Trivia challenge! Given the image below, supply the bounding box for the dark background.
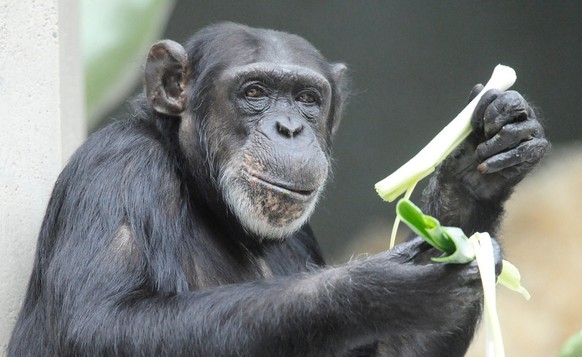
[107,1,582,261]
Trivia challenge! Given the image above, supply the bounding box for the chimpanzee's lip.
[245,172,317,200]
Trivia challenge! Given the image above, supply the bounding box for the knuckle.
[498,124,517,138]
[530,138,550,155]
[477,89,502,112]
[504,90,526,103]
[484,103,500,120]
[476,146,490,161]
[524,122,543,139]
[504,90,524,100]
[498,91,527,113]
[531,121,545,137]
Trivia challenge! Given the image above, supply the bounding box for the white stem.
[375,65,517,202]
[471,232,505,357]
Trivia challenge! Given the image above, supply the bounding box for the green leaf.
[431,227,475,264]
[396,199,475,264]
[396,199,450,252]
[82,0,176,129]
[497,259,531,300]
[559,331,582,357]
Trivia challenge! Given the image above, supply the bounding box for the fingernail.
[477,163,487,173]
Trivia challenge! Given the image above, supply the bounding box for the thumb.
[467,83,484,104]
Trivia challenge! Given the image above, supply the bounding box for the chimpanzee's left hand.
[438,84,549,203]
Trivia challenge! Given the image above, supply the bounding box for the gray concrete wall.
[0,0,85,353]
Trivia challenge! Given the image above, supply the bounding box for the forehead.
[193,24,331,77]
[254,31,321,67]
[221,28,331,87]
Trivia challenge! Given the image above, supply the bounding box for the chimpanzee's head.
[145,22,347,239]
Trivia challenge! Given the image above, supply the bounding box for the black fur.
[9,23,547,356]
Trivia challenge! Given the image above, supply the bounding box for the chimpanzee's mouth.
[245,172,317,200]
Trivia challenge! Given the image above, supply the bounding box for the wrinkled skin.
[8,23,548,357]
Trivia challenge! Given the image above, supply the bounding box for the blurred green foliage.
[82,0,175,130]
[559,331,582,357]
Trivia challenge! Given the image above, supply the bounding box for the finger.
[477,138,549,174]
[476,120,543,160]
[389,237,431,263]
[472,89,503,136]
[467,83,484,103]
[490,238,503,277]
[457,260,481,281]
[483,91,529,139]
[393,237,431,255]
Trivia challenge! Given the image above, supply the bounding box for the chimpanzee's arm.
[37,238,482,357]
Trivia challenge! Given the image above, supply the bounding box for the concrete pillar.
[0,0,85,352]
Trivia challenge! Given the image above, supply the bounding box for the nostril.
[276,121,290,137]
[276,120,303,138]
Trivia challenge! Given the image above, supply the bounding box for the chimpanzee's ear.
[330,63,348,135]
[145,40,189,116]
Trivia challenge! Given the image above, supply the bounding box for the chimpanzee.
[8,22,548,356]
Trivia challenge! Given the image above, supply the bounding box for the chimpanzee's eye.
[296,92,316,104]
[244,85,265,98]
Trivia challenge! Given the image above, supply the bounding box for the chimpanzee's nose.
[276,117,304,138]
